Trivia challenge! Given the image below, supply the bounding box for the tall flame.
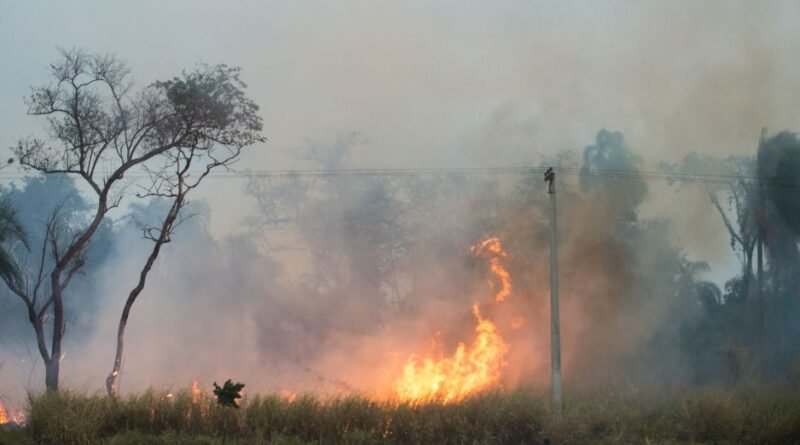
[470,237,511,303]
[393,237,514,403]
[395,304,509,402]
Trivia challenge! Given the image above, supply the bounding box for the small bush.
[0,427,36,445]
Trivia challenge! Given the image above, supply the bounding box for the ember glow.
[0,401,24,425]
[191,380,202,404]
[393,237,515,403]
[279,389,297,403]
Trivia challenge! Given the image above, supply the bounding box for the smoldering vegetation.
[3,127,800,409]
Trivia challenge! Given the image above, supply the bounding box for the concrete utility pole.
[544,167,562,412]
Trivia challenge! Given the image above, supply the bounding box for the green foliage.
[212,380,245,409]
[27,390,110,445]
[0,174,113,342]
[0,427,36,445]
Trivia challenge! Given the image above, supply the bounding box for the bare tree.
[106,133,246,395]
[709,164,758,301]
[8,48,263,391]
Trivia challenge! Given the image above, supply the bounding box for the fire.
[470,237,511,303]
[191,380,202,404]
[0,401,24,425]
[393,236,515,403]
[279,389,297,402]
[395,304,509,402]
[0,401,7,424]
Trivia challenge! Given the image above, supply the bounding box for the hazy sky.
[2,0,799,236]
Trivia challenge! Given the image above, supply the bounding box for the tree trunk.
[33,316,57,391]
[48,276,64,392]
[45,358,59,391]
[106,297,135,397]
[106,197,180,397]
[743,246,754,302]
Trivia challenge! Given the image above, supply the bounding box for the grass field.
[2,385,800,445]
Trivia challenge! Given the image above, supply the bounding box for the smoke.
[4,133,662,397]
[3,0,800,409]
[1,127,798,412]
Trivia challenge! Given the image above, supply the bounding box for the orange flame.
[395,304,509,403]
[0,401,24,425]
[191,380,202,404]
[393,237,514,403]
[470,237,511,303]
[279,389,297,402]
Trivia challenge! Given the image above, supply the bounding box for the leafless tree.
[9,48,264,391]
[106,132,250,396]
[709,164,758,300]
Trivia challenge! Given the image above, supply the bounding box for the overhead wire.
[0,165,797,188]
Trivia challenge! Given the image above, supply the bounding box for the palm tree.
[0,199,27,286]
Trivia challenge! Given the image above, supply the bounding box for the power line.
[0,165,797,188]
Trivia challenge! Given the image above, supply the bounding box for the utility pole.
[544,167,562,412]
[756,128,769,354]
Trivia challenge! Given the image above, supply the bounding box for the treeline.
[2,129,799,393]
[1,52,799,394]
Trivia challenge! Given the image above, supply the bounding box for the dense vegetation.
[1,386,799,445]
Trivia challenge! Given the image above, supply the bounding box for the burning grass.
[391,237,514,403]
[394,304,509,403]
[3,385,800,444]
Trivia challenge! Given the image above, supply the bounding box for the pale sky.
[2,0,799,240]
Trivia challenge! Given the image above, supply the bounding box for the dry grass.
[3,385,799,444]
